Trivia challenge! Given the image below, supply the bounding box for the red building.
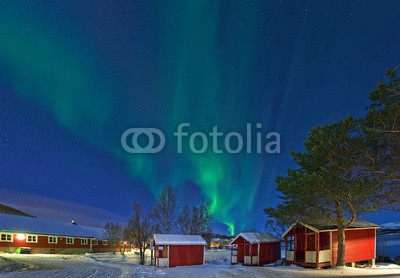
[282,219,380,268]
[153,234,207,267]
[230,233,281,266]
[0,214,116,254]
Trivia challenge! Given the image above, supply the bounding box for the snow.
[0,214,104,238]
[231,232,281,244]
[204,249,230,265]
[0,250,399,277]
[0,253,161,277]
[0,255,55,272]
[381,222,400,230]
[153,234,206,245]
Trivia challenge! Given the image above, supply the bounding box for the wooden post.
[203,245,205,265]
[294,227,297,262]
[374,229,377,261]
[231,244,233,265]
[250,243,252,265]
[329,231,333,266]
[305,228,308,263]
[316,232,320,268]
[285,236,287,252]
[167,245,169,268]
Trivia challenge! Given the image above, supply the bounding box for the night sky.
[1,1,399,235]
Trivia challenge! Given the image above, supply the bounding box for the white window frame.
[81,238,88,245]
[0,233,13,242]
[102,240,108,246]
[48,236,58,244]
[26,235,38,243]
[92,239,98,245]
[66,237,74,244]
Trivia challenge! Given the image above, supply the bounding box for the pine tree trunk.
[335,200,346,266]
[336,225,346,266]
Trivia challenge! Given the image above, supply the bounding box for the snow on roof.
[307,218,380,230]
[231,232,281,244]
[0,213,104,238]
[153,234,207,245]
[282,218,380,237]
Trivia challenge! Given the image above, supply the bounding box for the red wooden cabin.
[153,234,207,267]
[282,219,379,268]
[0,214,118,254]
[230,233,281,266]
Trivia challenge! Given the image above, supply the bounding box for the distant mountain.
[378,222,400,235]
[202,232,234,244]
[0,203,35,217]
[381,222,400,230]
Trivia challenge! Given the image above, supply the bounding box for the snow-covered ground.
[1,250,399,277]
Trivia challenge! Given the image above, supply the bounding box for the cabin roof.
[282,218,380,237]
[231,232,281,244]
[308,218,380,230]
[153,234,207,245]
[0,213,104,238]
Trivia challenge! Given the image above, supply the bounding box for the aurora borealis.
[1,1,400,234]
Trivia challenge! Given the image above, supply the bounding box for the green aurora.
[0,1,278,234]
[3,1,398,234]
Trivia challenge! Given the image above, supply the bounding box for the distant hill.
[378,222,400,235]
[381,222,400,230]
[202,232,234,244]
[0,203,35,217]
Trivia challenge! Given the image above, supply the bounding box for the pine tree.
[265,117,382,266]
[363,70,400,211]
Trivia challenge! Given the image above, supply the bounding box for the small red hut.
[282,219,379,268]
[153,234,207,267]
[230,233,281,266]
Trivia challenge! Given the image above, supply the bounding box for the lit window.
[27,235,37,243]
[48,236,57,244]
[66,237,74,244]
[81,238,88,245]
[102,240,108,245]
[92,239,98,245]
[0,234,13,242]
